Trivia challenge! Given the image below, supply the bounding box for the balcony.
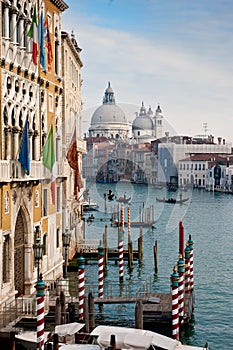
[0,160,69,183]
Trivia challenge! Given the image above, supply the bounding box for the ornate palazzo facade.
[0,0,85,309]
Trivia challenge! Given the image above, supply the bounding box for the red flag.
[66,127,83,198]
[44,16,53,71]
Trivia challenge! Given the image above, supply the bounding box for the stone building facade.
[0,0,85,310]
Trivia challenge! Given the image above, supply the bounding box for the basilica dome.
[89,82,130,139]
[91,104,127,125]
[132,114,154,131]
[132,102,154,132]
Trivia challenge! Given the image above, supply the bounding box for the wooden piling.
[128,207,133,268]
[10,331,15,350]
[135,299,143,329]
[104,225,108,267]
[53,333,59,350]
[84,296,89,333]
[138,226,143,263]
[110,334,116,350]
[154,240,158,273]
[88,292,95,331]
[55,297,61,326]
[60,291,66,324]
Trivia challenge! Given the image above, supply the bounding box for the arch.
[14,205,31,297]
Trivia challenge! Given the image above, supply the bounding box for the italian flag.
[42,125,56,205]
[27,5,38,66]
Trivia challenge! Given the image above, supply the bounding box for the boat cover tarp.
[55,322,85,336]
[91,326,180,350]
[59,345,101,350]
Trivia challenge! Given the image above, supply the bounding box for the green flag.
[42,125,55,171]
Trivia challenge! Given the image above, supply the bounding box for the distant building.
[89,82,130,139]
[132,103,164,142]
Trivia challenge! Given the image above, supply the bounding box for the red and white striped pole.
[184,243,191,294]
[121,204,124,231]
[177,254,185,322]
[78,255,85,320]
[188,234,194,291]
[98,243,104,298]
[171,266,179,340]
[119,204,124,283]
[127,207,131,244]
[36,274,45,350]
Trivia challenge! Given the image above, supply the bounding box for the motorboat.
[15,323,85,350]
[90,325,208,350]
[82,201,99,211]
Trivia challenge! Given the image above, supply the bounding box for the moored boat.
[90,325,208,350]
[82,201,99,211]
[156,197,189,204]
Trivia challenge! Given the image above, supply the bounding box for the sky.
[62,0,233,144]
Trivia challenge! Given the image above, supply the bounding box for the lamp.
[33,234,44,281]
[62,228,71,279]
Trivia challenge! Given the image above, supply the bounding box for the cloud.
[62,3,233,143]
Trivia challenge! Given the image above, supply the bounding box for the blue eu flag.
[18,116,30,175]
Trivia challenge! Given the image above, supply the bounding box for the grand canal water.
[69,182,233,350]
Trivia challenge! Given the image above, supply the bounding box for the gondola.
[116,196,131,204]
[156,197,189,204]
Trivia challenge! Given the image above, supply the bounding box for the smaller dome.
[132,114,154,131]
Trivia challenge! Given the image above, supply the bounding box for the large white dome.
[89,82,130,139]
[91,104,127,125]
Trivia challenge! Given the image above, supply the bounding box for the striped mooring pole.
[121,204,124,230]
[171,266,179,340]
[188,234,194,291]
[78,255,85,320]
[98,243,104,298]
[36,274,45,350]
[118,228,124,283]
[184,242,191,294]
[127,206,131,243]
[177,254,185,322]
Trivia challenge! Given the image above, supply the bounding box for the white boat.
[15,330,51,350]
[59,345,101,350]
[15,322,85,350]
[82,201,99,211]
[90,325,208,350]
